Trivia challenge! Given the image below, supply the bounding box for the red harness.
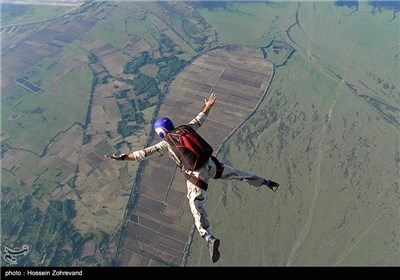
[184,156,223,191]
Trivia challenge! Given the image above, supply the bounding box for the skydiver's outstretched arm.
[187,93,216,130]
[105,154,129,160]
[105,153,136,161]
[105,142,170,161]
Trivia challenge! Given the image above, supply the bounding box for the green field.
[186,1,399,266]
[2,42,92,155]
[198,1,294,47]
[0,4,72,26]
[87,13,130,49]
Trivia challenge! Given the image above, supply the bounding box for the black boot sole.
[211,239,220,263]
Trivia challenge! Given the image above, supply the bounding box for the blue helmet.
[154,117,174,139]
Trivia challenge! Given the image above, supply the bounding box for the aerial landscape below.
[1,0,399,267]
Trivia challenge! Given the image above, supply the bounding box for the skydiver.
[105,92,279,263]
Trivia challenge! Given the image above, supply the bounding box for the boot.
[264,179,280,192]
[206,235,220,263]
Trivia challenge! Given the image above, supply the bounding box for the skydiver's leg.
[186,179,212,238]
[218,163,266,188]
[206,156,265,187]
[186,165,220,262]
[186,180,221,263]
[211,157,279,191]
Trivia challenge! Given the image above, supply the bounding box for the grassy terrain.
[186,1,399,266]
[87,13,130,49]
[2,46,92,155]
[0,4,72,26]
[125,17,160,48]
[198,1,295,47]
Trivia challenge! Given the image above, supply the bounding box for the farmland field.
[1,0,399,267]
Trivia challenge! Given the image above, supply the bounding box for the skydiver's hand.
[104,153,127,161]
[202,92,216,116]
[204,92,216,108]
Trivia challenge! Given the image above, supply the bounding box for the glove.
[104,153,127,161]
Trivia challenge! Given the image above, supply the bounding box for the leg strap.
[211,156,224,179]
[185,173,208,191]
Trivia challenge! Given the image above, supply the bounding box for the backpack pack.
[165,125,213,171]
